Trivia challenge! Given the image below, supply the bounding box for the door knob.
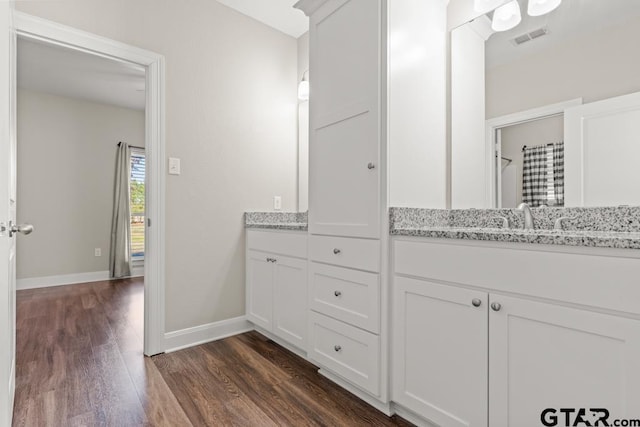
[334,290,342,297]
[472,298,482,307]
[491,302,502,312]
[334,345,342,352]
[9,222,34,237]
[333,248,341,255]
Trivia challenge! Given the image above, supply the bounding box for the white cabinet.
[392,277,488,427]
[307,0,382,239]
[246,250,274,330]
[392,238,640,426]
[489,295,640,426]
[246,230,308,351]
[296,0,449,409]
[272,256,308,349]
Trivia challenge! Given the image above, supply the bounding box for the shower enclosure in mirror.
[451,0,640,208]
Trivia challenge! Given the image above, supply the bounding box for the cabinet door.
[308,0,382,238]
[489,295,640,426]
[392,277,488,427]
[246,250,273,331]
[272,256,308,350]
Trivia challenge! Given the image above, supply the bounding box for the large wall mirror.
[451,0,640,208]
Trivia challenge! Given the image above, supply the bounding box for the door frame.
[13,12,167,356]
[484,98,582,208]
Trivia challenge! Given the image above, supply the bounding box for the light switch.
[169,157,181,175]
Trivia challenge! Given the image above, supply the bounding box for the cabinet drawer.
[394,239,640,315]
[309,235,380,272]
[247,230,307,258]
[309,263,379,333]
[308,312,380,395]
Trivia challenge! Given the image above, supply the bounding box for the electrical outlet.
[94,248,102,257]
[274,196,282,210]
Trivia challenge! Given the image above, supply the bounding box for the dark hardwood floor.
[13,278,413,426]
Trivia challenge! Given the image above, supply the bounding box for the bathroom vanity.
[246,209,640,426]
[244,0,640,425]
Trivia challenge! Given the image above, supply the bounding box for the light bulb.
[492,0,522,32]
[474,0,507,15]
[528,0,562,16]
[298,80,309,101]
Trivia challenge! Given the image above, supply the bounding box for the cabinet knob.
[333,248,341,255]
[367,162,376,170]
[472,298,482,307]
[491,302,502,312]
[334,290,342,297]
[334,345,342,352]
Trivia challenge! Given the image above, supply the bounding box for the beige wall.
[16,0,299,331]
[16,89,145,279]
[486,16,640,118]
[500,116,564,206]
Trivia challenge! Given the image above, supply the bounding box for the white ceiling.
[215,0,309,38]
[18,37,146,111]
[485,0,640,69]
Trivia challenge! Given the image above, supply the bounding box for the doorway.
[13,12,166,357]
[485,98,582,208]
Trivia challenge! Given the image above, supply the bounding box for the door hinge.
[147,218,151,227]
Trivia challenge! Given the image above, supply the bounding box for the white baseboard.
[17,269,144,290]
[164,316,253,353]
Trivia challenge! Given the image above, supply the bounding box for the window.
[130,149,145,260]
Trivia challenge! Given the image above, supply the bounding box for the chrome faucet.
[517,202,535,230]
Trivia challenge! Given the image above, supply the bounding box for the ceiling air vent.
[511,27,548,46]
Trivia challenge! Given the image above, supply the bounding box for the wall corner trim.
[163,316,253,353]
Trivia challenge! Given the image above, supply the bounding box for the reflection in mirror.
[451,0,640,208]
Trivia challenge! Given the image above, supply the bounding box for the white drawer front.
[247,230,307,258]
[309,235,380,272]
[394,238,640,316]
[309,263,379,333]
[308,312,380,395]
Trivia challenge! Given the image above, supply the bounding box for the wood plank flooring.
[13,278,413,426]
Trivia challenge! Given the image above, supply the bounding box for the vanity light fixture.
[491,0,522,32]
[298,70,309,101]
[527,0,562,16]
[474,0,506,15]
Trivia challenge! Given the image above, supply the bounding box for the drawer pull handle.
[333,248,341,255]
[491,302,502,312]
[265,257,276,263]
[334,345,342,352]
[334,290,342,297]
[472,298,482,307]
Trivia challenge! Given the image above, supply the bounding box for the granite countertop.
[390,206,640,250]
[244,211,308,231]
[244,207,640,249]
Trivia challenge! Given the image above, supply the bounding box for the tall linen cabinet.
[295,0,448,410]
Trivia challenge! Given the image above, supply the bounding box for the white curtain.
[109,142,131,278]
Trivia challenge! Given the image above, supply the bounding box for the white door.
[272,256,307,350]
[246,250,273,331]
[308,0,381,238]
[565,91,640,206]
[0,3,16,425]
[392,277,488,427]
[489,295,640,427]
